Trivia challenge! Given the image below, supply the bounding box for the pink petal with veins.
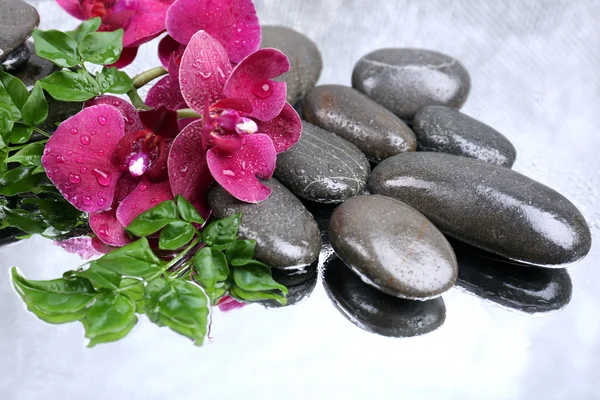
[122,1,175,47]
[116,180,174,228]
[41,105,124,213]
[89,210,132,247]
[218,296,247,312]
[256,102,302,153]
[56,0,84,19]
[108,46,139,69]
[179,31,232,113]
[207,134,276,203]
[211,98,253,114]
[146,76,187,110]
[224,48,289,121]
[158,35,185,69]
[85,95,144,135]
[166,0,260,63]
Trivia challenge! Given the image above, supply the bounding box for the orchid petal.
[56,236,103,260]
[146,76,187,110]
[56,0,84,19]
[41,105,124,213]
[85,95,144,135]
[178,118,198,131]
[116,180,174,228]
[108,46,139,69]
[211,98,253,114]
[122,1,174,47]
[217,296,246,312]
[168,120,214,205]
[224,49,289,121]
[89,210,132,247]
[166,0,260,63]
[211,133,243,152]
[158,35,185,69]
[255,103,302,153]
[139,106,180,139]
[207,134,276,203]
[179,31,232,113]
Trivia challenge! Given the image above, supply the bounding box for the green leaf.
[202,212,241,248]
[158,221,195,251]
[78,29,124,65]
[10,125,33,144]
[32,29,80,68]
[126,200,178,237]
[21,82,49,126]
[193,247,229,299]
[41,70,100,102]
[144,279,210,345]
[11,268,97,324]
[94,238,162,278]
[230,285,287,306]
[82,292,138,347]
[0,108,15,148]
[96,67,133,94]
[233,261,288,295]
[69,17,102,42]
[76,262,122,290]
[2,208,47,234]
[0,165,43,196]
[0,148,8,175]
[226,240,257,266]
[5,142,44,165]
[0,69,29,110]
[176,195,205,224]
[0,80,21,119]
[119,278,145,314]
[21,196,83,232]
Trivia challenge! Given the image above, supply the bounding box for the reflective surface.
[2,1,600,399]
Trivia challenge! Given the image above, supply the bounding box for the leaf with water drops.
[9,125,33,145]
[21,195,84,232]
[32,29,80,68]
[96,67,134,95]
[158,220,195,251]
[82,292,138,347]
[226,239,257,266]
[0,79,21,120]
[175,195,204,224]
[126,199,179,237]
[75,262,122,290]
[2,208,47,234]
[41,70,100,102]
[21,82,49,127]
[201,212,241,249]
[94,238,163,278]
[69,17,102,43]
[0,69,29,111]
[78,29,124,65]
[0,165,43,196]
[193,247,229,301]
[4,142,44,166]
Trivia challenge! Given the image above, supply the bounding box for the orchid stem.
[32,127,51,138]
[132,66,168,89]
[177,109,202,119]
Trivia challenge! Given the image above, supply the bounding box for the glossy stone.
[12,42,60,90]
[452,241,572,314]
[301,200,337,265]
[328,195,458,299]
[260,263,318,308]
[207,179,321,269]
[352,48,471,120]
[303,85,417,162]
[368,152,592,266]
[275,122,370,203]
[323,256,446,337]
[413,106,516,167]
[1,42,30,72]
[0,0,39,62]
[261,26,323,105]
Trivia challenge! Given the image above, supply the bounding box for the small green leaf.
[226,240,256,266]
[144,279,210,345]
[32,29,80,68]
[10,125,33,144]
[230,285,287,306]
[202,212,241,248]
[158,221,195,251]
[0,69,29,110]
[0,81,21,119]
[21,196,83,232]
[21,82,49,126]
[78,29,124,65]
[233,261,288,295]
[5,142,44,165]
[119,278,145,314]
[94,238,162,278]
[41,70,100,102]
[2,208,47,234]
[126,200,179,237]
[0,165,43,196]
[0,148,8,175]
[176,195,205,224]
[76,262,122,290]
[193,247,229,299]
[96,67,134,94]
[69,17,102,42]
[82,292,138,347]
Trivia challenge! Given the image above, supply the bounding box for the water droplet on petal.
[92,169,111,186]
[70,128,78,135]
[82,196,92,206]
[223,169,235,177]
[69,173,81,184]
[55,155,65,164]
[76,157,84,164]
[139,183,148,192]
[97,197,106,207]
[98,149,104,156]
[67,150,73,156]
[253,82,272,99]
[80,135,91,145]
[98,116,107,126]
[105,132,112,138]
[150,197,158,204]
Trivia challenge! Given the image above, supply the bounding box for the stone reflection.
[260,262,318,308]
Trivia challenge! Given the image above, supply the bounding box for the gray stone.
[328,195,458,300]
[323,256,446,337]
[0,0,39,62]
[368,152,592,266]
[260,264,318,308]
[352,48,471,120]
[303,84,417,162]
[413,106,516,167]
[13,42,60,90]
[275,122,370,203]
[1,42,30,72]
[207,179,321,269]
[261,26,323,105]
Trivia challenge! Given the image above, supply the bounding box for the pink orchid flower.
[165,31,302,203]
[56,0,175,68]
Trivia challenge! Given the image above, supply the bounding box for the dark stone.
[261,26,323,104]
[413,106,517,167]
[275,122,370,203]
[0,227,21,247]
[452,241,572,314]
[352,48,471,120]
[260,263,318,308]
[323,256,446,338]
[0,0,39,62]
[328,195,458,300]
[12,42,60,90]
[368,152,592,266]
[1,42,30,72]
[303,84,417,162]
[301,199,338,265]
[207,179,321,269]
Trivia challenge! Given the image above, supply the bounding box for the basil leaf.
[233,261,288,295]
[0,165,43,196]
[21,82,49,127]
[0,69,28,110]
[226,239,257,266]
[126,200,178,237]
[144,279,210,345]
[32,29,80,68]
[176,195,204,224]
[230,285,287,307]
[158,220,195,251]
[94,238,162,278]
[96,67,133,94]
[5,142,44,165]
[82,292,137,347]
[76,262,122,290]
[119,278,145,314]
[21,196,83,232]
[78,30,123,65]
[11,268,97,324]
[2,208,47,234]
[41,70,100,102]
[202,212,241,248]
[0,80,21,119]
[69,17,102,42]
[0,148,8,175]
[193,247,229,299]
[10,125,33,144]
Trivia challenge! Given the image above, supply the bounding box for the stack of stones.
[209,26,592,335]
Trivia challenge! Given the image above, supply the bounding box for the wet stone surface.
[324,256,447,338]
[1,42,30,72]
[0,0,39,62]
[260,263,318,308]
[368,152,592,266]
[275,122,370,203]
[328,195,458,300]
[413,106,516,167]
[208,179,321,269]
[303,84,417,162]
[12,42,60,90]
[352,48,471,120]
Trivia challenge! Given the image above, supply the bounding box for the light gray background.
[1,1,599,399]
